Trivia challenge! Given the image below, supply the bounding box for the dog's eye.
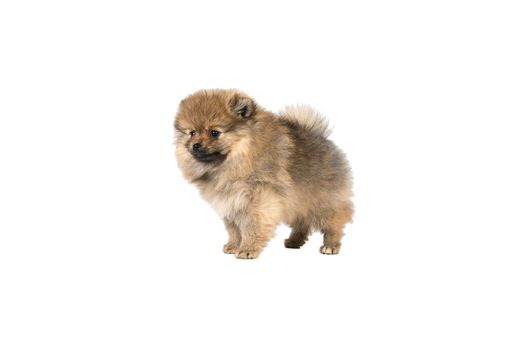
[210,130,221,138]
[189,130,196,136]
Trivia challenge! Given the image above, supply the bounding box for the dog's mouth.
[192,150,227,164]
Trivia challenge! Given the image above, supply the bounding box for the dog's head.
[174,89,257,180]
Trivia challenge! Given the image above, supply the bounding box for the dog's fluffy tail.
[279,104,331,138]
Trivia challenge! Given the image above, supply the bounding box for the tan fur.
[175,89,354,259]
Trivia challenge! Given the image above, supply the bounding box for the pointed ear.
[229,93,256,118]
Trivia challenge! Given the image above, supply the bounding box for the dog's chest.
[201,184,249,219]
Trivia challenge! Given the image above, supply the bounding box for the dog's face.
[174,90,256,179]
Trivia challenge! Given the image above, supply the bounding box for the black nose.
[192,142,202,151]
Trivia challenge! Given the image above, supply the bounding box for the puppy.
[174,89,353,259]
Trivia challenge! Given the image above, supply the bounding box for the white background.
[1,1,524,349]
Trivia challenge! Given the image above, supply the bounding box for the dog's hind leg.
[320,202,353,255]
[284,219,312,249]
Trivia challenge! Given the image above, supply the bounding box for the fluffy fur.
[174,89,354,259]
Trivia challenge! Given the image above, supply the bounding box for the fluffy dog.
[174,89,353,259]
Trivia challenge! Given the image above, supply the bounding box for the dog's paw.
[235,249,261,259]
[223,243,239,254]
[320,245,340,255]
[284,238,305,249]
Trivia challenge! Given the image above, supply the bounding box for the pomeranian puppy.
[174,89,353,259]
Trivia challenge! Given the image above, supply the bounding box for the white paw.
[223,243,239,254]
[235,249,261,259]
[320,245,340,255]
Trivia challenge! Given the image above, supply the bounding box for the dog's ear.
[229,93,256,118]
